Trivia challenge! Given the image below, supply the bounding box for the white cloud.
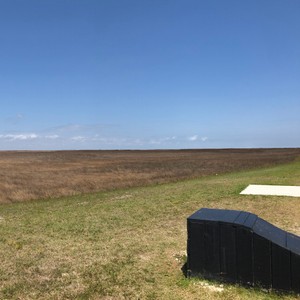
[0,133,38,141]
[188,135,198,141]
[187,135,208,142]
[71,136,86,142]
[0,126,205,150]
[149,139,161,145]
[149,136,177,145]
[45,135,59,139]
[165,136,177,141]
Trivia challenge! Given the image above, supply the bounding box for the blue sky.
[0,0,299,150]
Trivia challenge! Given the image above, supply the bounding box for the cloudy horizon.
[0,120,299,150]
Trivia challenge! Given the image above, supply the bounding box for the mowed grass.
[1,160,300,299]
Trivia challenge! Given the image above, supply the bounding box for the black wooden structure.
[187,208,300,292]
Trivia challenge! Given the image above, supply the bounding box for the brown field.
[0,148,300,204]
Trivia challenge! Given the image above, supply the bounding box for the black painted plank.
[272,244,291,291]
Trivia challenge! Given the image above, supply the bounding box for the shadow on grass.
[181,262,189,278]
[180,263,300,299]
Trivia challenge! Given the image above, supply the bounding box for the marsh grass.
[1,149,300,203]
[0,159,300,299]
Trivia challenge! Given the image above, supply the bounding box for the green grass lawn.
[1,160,300,299]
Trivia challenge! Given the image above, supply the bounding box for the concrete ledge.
[240,184,300,197]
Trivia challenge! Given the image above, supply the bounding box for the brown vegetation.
[0,148,300,203]
[1,152,300,299]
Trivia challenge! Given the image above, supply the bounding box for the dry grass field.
[0,154,300,300]
[1,148,300,203]
[1,153,300,299]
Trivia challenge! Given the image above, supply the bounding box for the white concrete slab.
[240,184,300,197]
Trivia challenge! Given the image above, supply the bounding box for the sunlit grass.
[0,160,300,299]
